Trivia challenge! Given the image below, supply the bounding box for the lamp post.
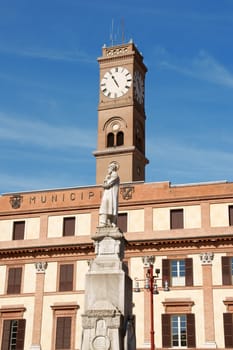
[134,256,169,350]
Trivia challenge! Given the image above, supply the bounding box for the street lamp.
[134,256,169,350]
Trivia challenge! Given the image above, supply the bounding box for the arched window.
[107,133,114,147]
[116,131,124,146]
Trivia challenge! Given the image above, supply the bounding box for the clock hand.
[111,75,119,88]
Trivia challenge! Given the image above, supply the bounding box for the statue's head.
[108,161,119,172]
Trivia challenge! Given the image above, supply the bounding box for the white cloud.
[0,112,96,149]
[157,49,233,88]
[0,44,93,63]
[147,135,233,183]
[0,172,84,194]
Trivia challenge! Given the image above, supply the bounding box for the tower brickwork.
[93,42,149,184]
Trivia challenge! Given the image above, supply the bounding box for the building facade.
[0,42,233,350]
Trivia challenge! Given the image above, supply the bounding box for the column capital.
[200,252,214,265]
[35,262,48,273]
[142,256,155,267]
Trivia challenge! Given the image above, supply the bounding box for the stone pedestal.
[29,345,41,350]
[81,226,136,350]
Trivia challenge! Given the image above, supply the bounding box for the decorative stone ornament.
[35,262,48,273]
[10,195,23,209]
[199,252,214,265]
[142,256,155,267]
[120,186,135,200]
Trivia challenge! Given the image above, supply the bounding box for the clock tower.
[93,41,149,184]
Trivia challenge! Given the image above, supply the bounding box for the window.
[1,319,26,350]
[63,217,75,237]
[223,313,233,348]
[116,131,124,146]
[7,267,22,294]
[106,131,124,147]
[107,132,114,147]
[51,304,79,350]
[229,206,233,226]
[170,209,184,229]
[162,314,196,348]
[162,258,193,287]
[12,221,25,240]
[118,213,128,232]
[171,315,187,347]
[222,256,233,285]
[171,260,186,286]
[135,123,144,153]
[55,317,71,349]
[59,264,74,292]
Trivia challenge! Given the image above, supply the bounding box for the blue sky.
[1,0,233,193]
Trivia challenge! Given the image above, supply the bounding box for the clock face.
[100,67,132,98]
[134,71,144,104]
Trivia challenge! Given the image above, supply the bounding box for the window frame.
[223,313,233,348]
[58,263,75,292]
[106,131,124,148]
[63,217,76,237]
[107,132,114,147]
[55,316,72,349]
[162,313,196,348]
[222,256,233,285]
[51,304,79,350]
[1,318,26,350]
[6,267,23,295]
[171,260,186,286]
[229,206,233,226]
[116,131,124,146]
[162,258,193,288]
[12,221,25,240]
[117,213,128,232]
[170,209,184,229]
[171,314,187,347]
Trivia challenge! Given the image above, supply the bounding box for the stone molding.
[82,310,122,329]
[92,226,123,240]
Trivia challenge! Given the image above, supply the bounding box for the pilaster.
[30,262,48,350]
[200,252,216,348]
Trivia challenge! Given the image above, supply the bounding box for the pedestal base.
[81,225,135,350]
[29,345,41,350]
[203,341,217,348]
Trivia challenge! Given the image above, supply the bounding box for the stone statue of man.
[99,162,120,227]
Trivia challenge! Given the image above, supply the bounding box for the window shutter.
[16,319,26,350]
[7,267,22,294]
[185,258,193,286]
[1,320,11,350]
[59,264,74,292]
[55,317,71,349]
[118,213,127,232]
[162,259,171,287]
[229,206,233,226]
[63,217,75,236]
[13,221,25,240]
[223,313,233,348]
[187,313,196,348]
[170,209,184,229]
[162,314,171,348]
[222,256,231,285]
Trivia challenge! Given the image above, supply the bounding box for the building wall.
[0,181,233,349]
